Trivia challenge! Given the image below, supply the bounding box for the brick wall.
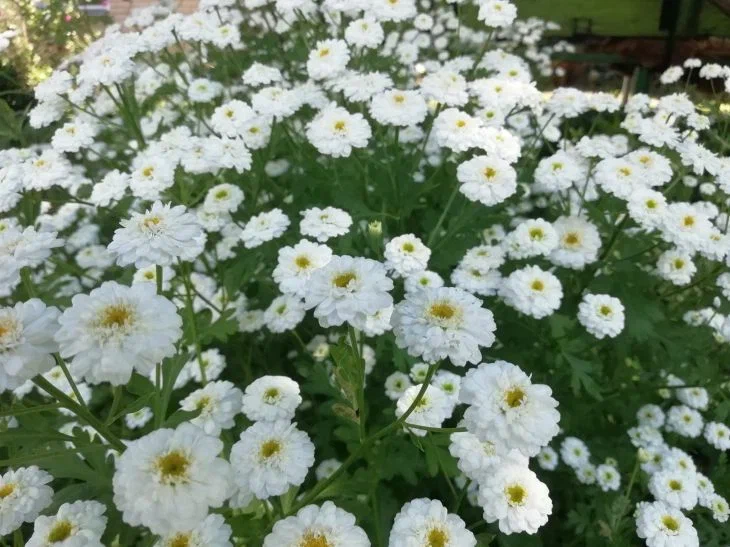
[109,0,199,23]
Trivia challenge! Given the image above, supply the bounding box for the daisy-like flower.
[273,240,333,297]
[108,201,206,268]
[460,361,560,457]
[0,466,54,535]
[55,282,182,385]
[241,209,290,248]
[504,219,559,259]
[637,405,666,428]
[306,39,350,80]
[549,216,602,270]
[242,376,302,422]
[666,405,704,438]
[560,437,591,468]
[392,286,496,367]
[385,371,412,401]
[370,89,428,127]
[0,226,63,293]
[112,423,234,535]
[305,105,371,158]
[635,501,698,547]
[384,234,431,277]
[300,207,353,242]
[264,294,306,333]
[596,464,621,492]
[478,0,518,27]
[404,270,444,294]
[656,249,696,286]
[125,407,153,429]
[179,380,243,436]
[203,183,244,214]
[344,17,384,49]
[395,384,451,437]
[155,514,232,547]
[230,420,315,499]
[537,447,559,471]
[478,464,552,534]
[456,155,518,206]
[304,255,393,329]
[577,294,625,339]
[499,266,563,319]
[704,422,730,451]
[649,470,698,510]
[263,502,369,547]
[26,500,106,547]
[389,498,476,547]
[0,299,60,392]
[449,432,528,482]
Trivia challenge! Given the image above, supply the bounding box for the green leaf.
[562,353,604,401]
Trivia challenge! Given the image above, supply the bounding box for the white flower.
[180,380,243,436]
[391,286,496,367]
[230,420,315,499]
[596,464,621,492]
[577,294,625,339]
[242,62,282,87]
[656,249,696,286]
[370,89,428,127]
[307,39,350,80]
[709,495,729,523]
[637,404,666,428]
[55,282,182,385]
[504,219,559,259]
[300,207,353,242]
[461,361,560,457]
[537,447,559,471]
[242,376,302,422]
[0,466,54,535]
[499,266,563,319]
[304,255,393,329]
[0,226,63,292]
[273,240,333,297]
[478,0,518,27]
[306,105,371,158]
[112,423,234,535]
[549,216,602,270]
[676,386,709,410]
[449,431,527,482]
[0,299,60,392]
[203,183,244,214]
[456,155,518,206]
[344,17,384,49]
[649,470,698,510]
[560,437,591,468]
[396,384,451,437]
[263,502,369,547]
[108,202,206,268]
[478,464,552,534]
[26,500,106,547]
[384,234,431,277]
[385,372,412,401]
[704,422,730,451]
[404,271,444,294]
[125,407,153,429]
[155,514,232,547]
[241,209,290,248]
[635,501,698,547]
[389,498,476,547]
[666,405,704,438]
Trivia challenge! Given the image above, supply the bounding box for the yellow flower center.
[551,162,563,171]
[564,232,580,246]
[169,533,191,547]
[393,94,405,104]
[429,302,455,320]
[143,215,162,229]
[333,120,346,131]
[142,166,155,177]
[504,387,526,408]
[646,199,657,209]
[426,528,448,547]
[215,190,229,199]
[505,484,527,505]
[529,228,544,240]
[531,279,545,291]
[264,388,280,401]
[668,479,682,491]
[618,167,631,177]
[156,451,190,483]
[260,439,282,459]
[483,167,497,180]
[295,255,311,269]
[662,515,680,532]
[0,483,15,498]
[402,242,415,252]
[333,272,356,288]
[674,259,685,269]
[318,48,330,57]
[47,520,73,543]
[249,126,260,134]
[599,305,612,316]
[683,216,695,227]
[300,531,330,547]
[99,304,134,329]
[455,119,467,128]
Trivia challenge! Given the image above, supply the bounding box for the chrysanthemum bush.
[0,0,729,545]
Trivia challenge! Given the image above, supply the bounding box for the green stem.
[427,183,461,247]
[180,262,207,384]
[348,326,367,443]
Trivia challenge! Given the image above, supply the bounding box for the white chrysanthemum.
[263,502,369,547]
[391,286,496,367]
[113,423,234,535]
[666,405,704,438]
[534,150,586,192]
[203,183,244,214]
[300,207,353,242]
[55,282,182,385]
[460,361,560,457]
[628,189,668,230]
[273,240,333,297]
[384,234,431,277]
[264,295,306,333]
[577,293,625,339]
[0,299,59,392]
[304,255,393,329]
[0,226,63,293]
[549,216,602,270]
[504,219,559,259]
[307,39,350,80]
[370,89,428,127]
[230,420,315,499]
[404,271,444,294]
[676,386,709,411]
[709,494,729,522]
[456,155,518,206]
[242,62,282,87]
[636,501,698,547]
[242,376,302,423]
[108,201,206,268]
[305,105,371,158]
[537,447,559,471]
[596,464,621,492]
[499,266,563,319]
[478,0,518,27]
[180,347,227,386]
[560,437,591,468]
[704,422,730,450]
[344,17,384,49]
[389,498,476,547]
[649,470,698,510]
[241,209,290,248]
[155,513,232,547]
[449,431,527,482]
[478,464,552,535]
[180,380,243,436]
[656,249,696,286]
[26,500,106,547]
[575,463,597,485]
[125,406,153,430]
[433,109,483,153]
[637,404,666,428]
[0,466,54,535]
[395,384,451,437]
[385,371,412,401]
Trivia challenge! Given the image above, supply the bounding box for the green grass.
[514,0,730,37]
